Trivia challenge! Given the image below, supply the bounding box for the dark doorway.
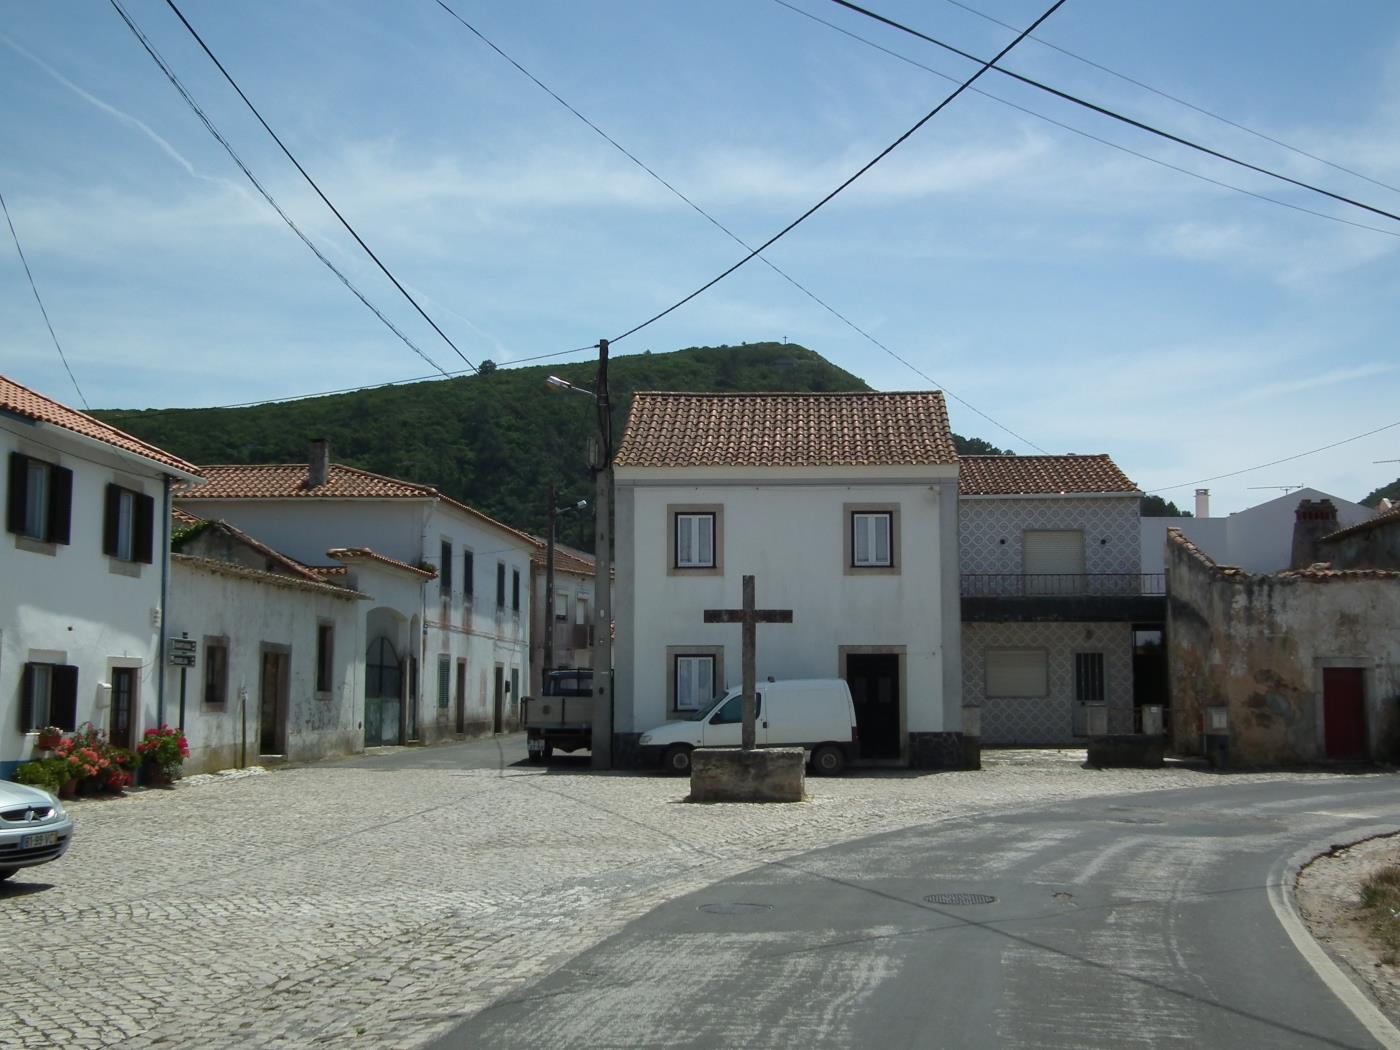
[846,653,900,760]
[455,659,467,735]
[1131,626,1167,708]
[493,666,505,734]
[110,667,136,750]
[1323,668,1366,760]
[259,649,288,756]
[365,636,402,747]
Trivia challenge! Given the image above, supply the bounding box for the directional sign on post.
[168,637,197,668]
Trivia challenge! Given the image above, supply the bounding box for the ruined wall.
[1166,530,1400,765]
[1323,514,1400,572]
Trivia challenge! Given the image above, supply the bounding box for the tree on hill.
[1141,494,1190,517]
[1362,477,1400,507]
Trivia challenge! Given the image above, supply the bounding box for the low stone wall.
[689,747,805,803]
[1085,734,1165,768]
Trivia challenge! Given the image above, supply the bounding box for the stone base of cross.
[703,575,793,749]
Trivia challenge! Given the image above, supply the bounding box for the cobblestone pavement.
[0,741,1373,1049]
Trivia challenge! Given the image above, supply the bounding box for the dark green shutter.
[51,665,78,731]
[134,492,156,563]
[18,663,34,731]
[103,484,121,556]
[7,453,27,535]
[48,466,73,544]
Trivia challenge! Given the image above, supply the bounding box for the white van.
[637,678,858,776]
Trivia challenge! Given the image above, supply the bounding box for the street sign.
[168,637,197,667]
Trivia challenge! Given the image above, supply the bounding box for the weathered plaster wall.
[963,621,1133,744]
[1323,516,1400,572]
[1166,531,1400,765]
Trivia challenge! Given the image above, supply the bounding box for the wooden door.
[846,653,900,760]
[455,659,467,735]
[493,666,504,734]
[1323,668,1366,760]
[110,667,135,750]
[259,650,286,756]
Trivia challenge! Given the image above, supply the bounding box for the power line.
[827,0,1400,229]
[609,0,1069,344]
[432,1,1046,452]
[935,0,1400,199]
[107,0,452,379]
[1,188,89,409]
[1146,418,1400,493]
[772,0,1400,240]
[160,0,480,375]
[97,343,599,421]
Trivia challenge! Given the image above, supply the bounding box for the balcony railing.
[961,573,1166,598]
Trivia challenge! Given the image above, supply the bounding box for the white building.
[528,540,595,696]
[1140,486,1374,576]
[2,375,200,778]
[174,441,535,746]
[166,518,366,772]
[613,391,964,768]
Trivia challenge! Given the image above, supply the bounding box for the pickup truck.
[524,669,594,762]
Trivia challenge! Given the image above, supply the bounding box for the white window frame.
[673,653,716,712]
[674,513,715,569]
[23,460,49,540]
[851,511,892,568]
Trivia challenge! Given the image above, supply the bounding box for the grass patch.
[1358,865,1400,965]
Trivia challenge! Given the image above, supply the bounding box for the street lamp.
[544,487,588,679]
[546,342,614,769]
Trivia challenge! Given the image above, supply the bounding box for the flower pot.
[37,732,62,751]
[141,763,173,788]
[58,779,78,801]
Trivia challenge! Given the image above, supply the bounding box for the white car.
[0,780,74,882]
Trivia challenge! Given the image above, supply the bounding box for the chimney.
[1289,498,1338,569]
[307,438,330,490]
[1194,488,1210,518]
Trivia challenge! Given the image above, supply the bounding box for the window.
[463,550,474,601]
[510,667,520,709]
[674,654,715,712]
[554,591,569,622]
[440,540,453,599]
[1024,530,1085,594]
[1075,653,1105,704]
[19,662,78,731]
[985,649,1048,698]
[6,452,72,545]
[674,513,715,568]
[710,691,761,725]
[437,654,451,709]
[851,512,892,567]
[316,624,334,694]
[103,483,155,563]
[576,595,589,625]
[204,640,229,706]
[495,562,506,609]
[512,568,521,613]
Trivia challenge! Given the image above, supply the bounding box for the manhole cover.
[699,902,773,915]
[924,892,997,906]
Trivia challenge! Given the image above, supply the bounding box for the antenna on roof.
[1375,459,1400,464]
[1247,485,1304,494]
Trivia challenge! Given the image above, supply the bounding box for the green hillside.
[1362,477,1400,507]
[97,342,1007,548]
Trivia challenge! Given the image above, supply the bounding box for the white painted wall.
[617,472,955,739]
[174,498,431,566]
[1140,487,1374,574]
[2,419,173,775]
[164,560,362,772]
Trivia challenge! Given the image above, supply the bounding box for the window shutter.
[18,663,34,731]
[985,650,1048,698]
[6,453,27,535]
[48,466,73,544]
[134,492,156,563]
[1023,531,1084,575]
[51,665,79,730]
[103,484,121,556]
[463,552,473,597]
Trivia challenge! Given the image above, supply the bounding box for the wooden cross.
[703,575,794,749]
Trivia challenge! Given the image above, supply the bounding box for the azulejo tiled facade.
[963,621,1134,744]
[960,497,1141,576]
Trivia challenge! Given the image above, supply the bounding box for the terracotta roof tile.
[1,374,200,476]
[172,506,203,530]
[527,538,596,576]
[1320,504,1400,544]
[327,547,437,579]
[614,391,957,469]
[960,454,1137,496]
[173,554,366,599]
[176,462,536,547]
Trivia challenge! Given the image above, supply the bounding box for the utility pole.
[592,339,614,769]
[544,483,557,681]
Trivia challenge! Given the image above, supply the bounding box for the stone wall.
[1166,529,1400,765]
[1322,511,1400,572]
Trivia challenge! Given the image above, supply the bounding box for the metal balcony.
[960,573,1166,623]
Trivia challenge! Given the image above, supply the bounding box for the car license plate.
[21,831,58,849]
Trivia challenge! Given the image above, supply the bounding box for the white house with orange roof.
[174,440,534,747]
[958,454,1164,745]
[2,375,201,778]
[612,391,964,769]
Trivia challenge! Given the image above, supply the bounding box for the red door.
[1323,668,1366,760]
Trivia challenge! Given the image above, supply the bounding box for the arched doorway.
[365,635,403,746]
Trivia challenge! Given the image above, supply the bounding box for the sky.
[2,0,1399,515]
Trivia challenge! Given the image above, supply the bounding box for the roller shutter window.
[1023,530,1084,595]
[985,649,1048,698]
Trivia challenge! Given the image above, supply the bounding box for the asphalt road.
[433,776,1400,1050]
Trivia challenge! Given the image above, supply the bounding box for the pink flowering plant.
[137,725,189,778]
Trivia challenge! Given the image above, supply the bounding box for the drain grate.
[924,892,997,906]
[699,902,773,915]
